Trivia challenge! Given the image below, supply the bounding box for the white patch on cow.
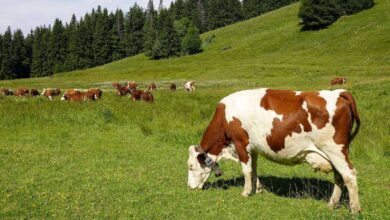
[41,89,47,95]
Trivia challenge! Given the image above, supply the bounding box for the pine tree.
[181,24,202,55]
[24,30,34,76]
[11,29,29,78]
[299,0,341,30]
[64,14,80,71]
[49,19,67,73]
[78,15,94,68]
[208,0,243,30]
[92,7,111,65]
[0,34,3,77]
[110,9,126,61]
[171,0,186,20]
[125,3,146,56]
[1,27,14,79]
[144,0,158,57]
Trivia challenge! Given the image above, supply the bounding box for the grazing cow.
[130,89,144,101]
[88,88,103,99]
[42,88,61,100]
[112,82,121,88]
[141,91,154,103]
[184,81,195,92]
[187,88,361,214]
[1,88,13,96]
[128,82,138,91]
[170,83,176,91]
[15,88,29,97]
[61,90,97,101]
[30,89,40,97]
[147,83,157,91]
[331,77,347,86]
[113,84,130,96]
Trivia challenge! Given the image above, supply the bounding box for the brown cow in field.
[113,84,130,96]
[170,83,176,91]
[15,88,29,97]
[331,77,347,86]
[61,90,97,101]
[128,82,138,91]
[188,88,361,214]
[141,91,154,103]
[65,88,81,95]
[147,83,157,91]
[130,89,144,101]
[1,88,13,96]
[88,88,103,99]
[30,89,40,97]
[42,88,61,100]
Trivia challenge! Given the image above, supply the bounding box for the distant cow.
[147,83,157,91]
[170,83,176,91]
[113,83,130,96]
[187,88,361,214]
[15,88,29,97]
[128,82,138,91]
[141,91,154,103]
[30,89,40,97]
[88,88,103,99]
[184,81,195,92]
[130,89,144,101]
[61,90,97,101]
[42,88,61,100]
[1,88,13,96]
[65,88,81,96]
[331,77,346,86]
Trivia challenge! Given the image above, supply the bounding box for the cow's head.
[187,145,212,189]
[61,93,68,101]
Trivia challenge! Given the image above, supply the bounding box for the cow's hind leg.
[328,171,343,208]
[251,153,264,193]
[323,146,361,214]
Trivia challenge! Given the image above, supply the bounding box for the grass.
[0,0,390,219]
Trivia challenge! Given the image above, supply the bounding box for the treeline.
[0,0,297,80]
[299,0,374,30]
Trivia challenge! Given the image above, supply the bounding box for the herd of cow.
[0,80,197,103]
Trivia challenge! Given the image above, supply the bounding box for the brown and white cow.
[130,89,144,101]
[113,84,130,96]
[1,88,13,96]
[42,88,61,100]
[170,83,176,91]
[128,81,138,91]
[147,83,157,91]
[184,81,195,92]
[187,88,361,214]
[15,88,29,97]
[61,90,97,101]
[88,88,103,99]
[331,77,347,86]
[30,89,40,97]
[141,91,154,103]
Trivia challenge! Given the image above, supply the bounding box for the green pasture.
[1,0,389,218]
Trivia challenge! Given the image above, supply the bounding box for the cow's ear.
[197,154,206,165]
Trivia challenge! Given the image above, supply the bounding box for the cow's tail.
[340,91,360,142]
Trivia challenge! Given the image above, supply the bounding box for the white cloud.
[0,0,171,34]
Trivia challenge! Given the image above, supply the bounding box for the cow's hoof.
[256,188,266,194]
[241,191,251,197]
[350,205,362,215]
[327,201,339,209]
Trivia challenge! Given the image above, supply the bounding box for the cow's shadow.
[203,175,348,203]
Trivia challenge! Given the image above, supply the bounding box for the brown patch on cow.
[147,83,157,91]
[331,77,346,86]
[63,90,96,101]
[1,88,13,96]
[43,88,61,99]
[30,89,40,97]
[128,82,138,91]
[88,88,103,99]
[260,90,312,152]
[301,92,329,129]
[15,88,29,96]
[199,103,250,164]
[141,91,154,103]
[332,95,356,169]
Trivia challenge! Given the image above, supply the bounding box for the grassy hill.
[0,1,389,219]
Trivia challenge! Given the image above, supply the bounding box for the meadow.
[1,1,390,219]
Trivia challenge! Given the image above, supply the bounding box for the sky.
[0,0,172,34]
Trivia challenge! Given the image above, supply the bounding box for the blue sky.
[0,0,172,34]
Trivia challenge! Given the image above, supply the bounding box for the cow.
[61,90,97,101]
[130,89,144,101]
[170,83,176,91]
[141,91,154,103]
[147,83,157,91]
[88,88,103,99]
[1,88,13,96]
[15,88,29,97]
[187,88,361,214]
[331,77,347,86]
[42,88,61,100]
[29,89,40,97]
[128,81,138,91]
[113,84,130,96]
[184,81,195,92]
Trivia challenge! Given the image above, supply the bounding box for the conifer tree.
[92,7,111,65]
[144,0,157,57]
[65,14,80,71]
[0,34,3,77]
[181,24,202,55]
[78,15,94,68]
[1,27,14,79]
[125,3,145,56]
[110,9,126,61]
[49,19,67,73]
[11,29,29,78]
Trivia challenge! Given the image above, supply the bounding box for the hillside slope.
[0,1,389,89]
